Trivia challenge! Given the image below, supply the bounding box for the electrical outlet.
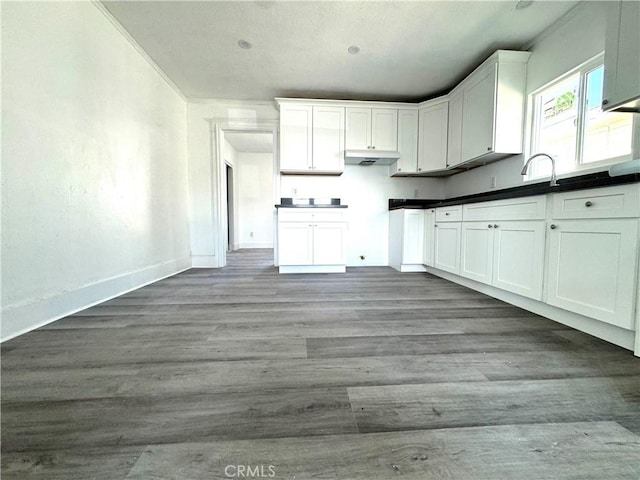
[359,255,365,260]
[250,232,254,238]
[490,176,497,189]
[292,188,297,195]
[413,189,419,198]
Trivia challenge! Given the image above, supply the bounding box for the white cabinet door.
[345,107,372,150]
[492,221,545,300]
[371,108,398,151]
[391,109,418,175]
[545,219,639,329]
[423,209,435,266]
[446,91,463,168]
[313,223,347,265]
[460,222,493,285]
[434,223,461,274]
[418,102,448,172]
[461,64,497,162]
[403,210,425,264]
[278,223,313,265]
[312,106,345,173]
[603,0,640,111]
[280,105,312,172]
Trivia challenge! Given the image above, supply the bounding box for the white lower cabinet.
[545,219,639,329]
[278,209,347,273]
[423,209,436,267]
[389,209,425,272]
[278,222,313,265]
[312,223,347,265]
[433,222,461,274]
[460,221,545,300]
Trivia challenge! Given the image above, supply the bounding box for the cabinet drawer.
[278,209,346,222]
[435,205,462,222]
[551,184,640,219]
[463,195,546,221]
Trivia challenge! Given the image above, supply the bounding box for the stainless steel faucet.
[521,153,559,187]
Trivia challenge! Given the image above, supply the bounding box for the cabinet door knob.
[585,201,593,207]
[434,224,438,228]
[487,146,491,151]
[550,224,557,230]
[602,99,609,105]
[418,168,422,171]
[488,224,493,228]
[445,212,450,216]
[398,168,402,171]
[493,224,499,228]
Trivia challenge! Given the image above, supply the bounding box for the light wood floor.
[2,249,639,479]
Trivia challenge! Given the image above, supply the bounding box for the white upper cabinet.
[461,63,497,161]
[390,109,418,176]
[279,104,312,172]
[278,100,345,175]
[345,107,371,150]
[312,106,345,172]
[449,50,531,167]
[346,107,398,151]
[603,0,640,112]
[417,100,449,173]
[446,91,463,168]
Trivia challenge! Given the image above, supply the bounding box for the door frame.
[211,124,279,267]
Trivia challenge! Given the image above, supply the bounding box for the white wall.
[445,1,621,198]
[280,166,444,266]
[237,153,274,248]
[187,101,278,266]
[1,2,191,340]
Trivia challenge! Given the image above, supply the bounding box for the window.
[526,55,634,180]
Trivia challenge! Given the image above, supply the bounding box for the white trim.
[391,264,427,273]
[191,255,218,268]
[426,267,636,352]
[1,256,192,342]
[189,99,278,107]
[92,1,186,101]
[279,265,346,274]
[238,242,274,249]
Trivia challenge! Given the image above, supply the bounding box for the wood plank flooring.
[2,248,639,479]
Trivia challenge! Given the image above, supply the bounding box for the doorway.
[226,163,234,252]
[218,128,278,265]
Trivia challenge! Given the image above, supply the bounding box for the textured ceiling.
[102,0,580,102]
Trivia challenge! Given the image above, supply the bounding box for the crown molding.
[92,1,186,102]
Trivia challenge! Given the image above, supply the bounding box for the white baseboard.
[238,242,273,249]
[426,267,636,353]
[191,255,218,268]
[279,265,346,274]
[390,264,427,273]
[1,256,192,342]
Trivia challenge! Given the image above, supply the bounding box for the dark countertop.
[276,204,348,208]
[389,171,640,210]
[276,197,348,208]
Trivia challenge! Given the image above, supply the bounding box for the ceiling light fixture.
[515,0,534,9]
[348,45,360,55]
[237,39,252,49]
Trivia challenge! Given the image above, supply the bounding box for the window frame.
[524,53,637,182]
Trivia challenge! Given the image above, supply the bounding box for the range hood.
[344,149,400,165]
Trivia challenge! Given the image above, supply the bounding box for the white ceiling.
[225,132,274,153]
[102,0,581,102]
